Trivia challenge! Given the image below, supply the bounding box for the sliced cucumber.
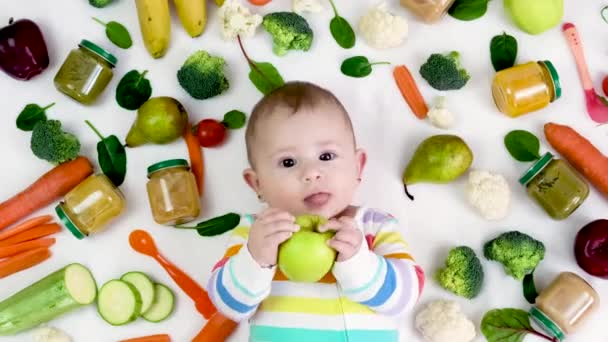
[97,280,142,326]
[142,283,174,323]
[121,271,155,314]
[603,6,608,24]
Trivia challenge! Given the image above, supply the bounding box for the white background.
[0,0,607,341]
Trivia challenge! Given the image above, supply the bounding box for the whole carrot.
[184,123,204,196]
[0,247,51,279]
[544,122,608,197]
[0,156,93,231]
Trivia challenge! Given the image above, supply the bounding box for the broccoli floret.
[484,231,545,280]
[88,0,114,8]
[177,51,229,100]
[262,12,313,56]
[419,51,470,90]
[435,246,484,299]
[30,120,80,164]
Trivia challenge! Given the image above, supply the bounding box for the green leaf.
[448,0,489,21]
[222,110,247,129]
[249,61,285,95]
[85,120,127,186]
[490,32,518,72]
[116,70,152,110]
[340,56,390,78]
[523,271,538,304]
[174,213,241,236]
[16,103,53,131]
[481,308,553,341]
[504,130,541,162]
[330,16,355,49]
[93,17,132,49]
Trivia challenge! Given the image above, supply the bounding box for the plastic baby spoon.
[129,229,216,319]
[562,22,608,123]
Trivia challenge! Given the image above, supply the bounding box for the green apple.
[504,0,563,35]
[278,215,337,282]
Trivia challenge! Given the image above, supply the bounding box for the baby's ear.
[355,148,367,178]
[243,168,261,193]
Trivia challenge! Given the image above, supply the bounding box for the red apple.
[0,18,49,80]
[574,219,608,278]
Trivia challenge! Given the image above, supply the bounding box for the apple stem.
[403,184,414,201]
[9,17,13,25]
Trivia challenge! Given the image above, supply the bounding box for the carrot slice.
[0,237,56,258]
[393,65,429,119]
[0,215,53,241]
[0,247,51,278]
[184,123,204,196]
[0,223,61,248]
[120,334,171,342]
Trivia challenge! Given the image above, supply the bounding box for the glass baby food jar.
[519,152,589,220]
[54,39,116,105]
[529,272,599,341]
[55,174,126,239]
[146,159,200,225]
[399,0,456,23]
[492,61,561,117]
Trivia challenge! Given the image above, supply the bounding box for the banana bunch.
[135,0,210,59]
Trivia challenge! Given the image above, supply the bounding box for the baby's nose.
[303,169,322,183]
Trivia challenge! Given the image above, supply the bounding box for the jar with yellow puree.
[55,174,126,239]
[54,40,116,105]
[492,61,561,117]
[399,0,456,23]
[146,159,200,225]
[530,272,599,341]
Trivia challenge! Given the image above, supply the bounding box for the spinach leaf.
[85,120,127,186]
[328,0,355,49]
[448,0,490,21]
[340,56,389,78]
[491,32,518,72]
[504,130,541,162]
[222,110,247,129]
[238,35,285,95]
[116,70,152,110]
[16,103,53,131]
[93,17,132,49]
[174,212,241,236]
[523,271,538,304]
[481,308,554,341]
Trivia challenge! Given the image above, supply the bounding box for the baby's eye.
[280,158,296,168]
[319,152,336,161]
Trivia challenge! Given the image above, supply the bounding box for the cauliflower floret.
[465,170,511,220]
[427,96,455,129]
[415,300,476,342]
[217,0,263,40]
[32,326,72,342]
[293,0,323,14]
[358,2,408,49]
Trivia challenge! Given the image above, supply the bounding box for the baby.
[207,81,425,341]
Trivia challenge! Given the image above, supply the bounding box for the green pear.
[278,215,336,283]
[126,96,188,147]
[403,135,473,200]
[504,0,563,35]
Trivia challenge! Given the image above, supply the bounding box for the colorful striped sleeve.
[207,214,276,322]
[332,208,425,316]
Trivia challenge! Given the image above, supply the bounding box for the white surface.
[1,1,607,341]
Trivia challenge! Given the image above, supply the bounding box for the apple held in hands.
[575,219,608,278]
[278,215,337,282]
[504,0,563,35]
[0,18,49,80]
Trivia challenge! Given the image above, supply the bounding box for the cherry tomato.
[248,0,272,5]
[196,119,226,147]
[603,76,608,97]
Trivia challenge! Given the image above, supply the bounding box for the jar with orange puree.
[492,61,561,117]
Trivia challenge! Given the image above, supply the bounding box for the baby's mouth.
[303,192,331,208]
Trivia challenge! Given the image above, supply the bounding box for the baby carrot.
[119,334,171,342]
[0,215,52,241]
[0,247,51,279]
[393,65,429,120]
[184,123,204,196]
[192,312,238,342]
[0,223,61,248]
[0,237,56,258]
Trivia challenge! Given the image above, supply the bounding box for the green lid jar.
[146,159,200,225]
[54,39,116,105]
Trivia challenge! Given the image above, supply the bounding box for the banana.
[173,0,206,38]
[135,0,171,58]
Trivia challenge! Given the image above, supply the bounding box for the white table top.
[1,0,607,341]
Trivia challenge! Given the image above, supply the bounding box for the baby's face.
[244,106,366,219]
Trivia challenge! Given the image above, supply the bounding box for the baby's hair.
[245,81,355,166]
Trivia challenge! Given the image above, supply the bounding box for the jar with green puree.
[55,174,126,239]
[54,39,116,104]
[519,152,589,219]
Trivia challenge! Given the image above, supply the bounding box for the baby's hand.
[319,216,363,262]
[247,208,299,267]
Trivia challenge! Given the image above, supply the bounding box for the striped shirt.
[207,207,425,342]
